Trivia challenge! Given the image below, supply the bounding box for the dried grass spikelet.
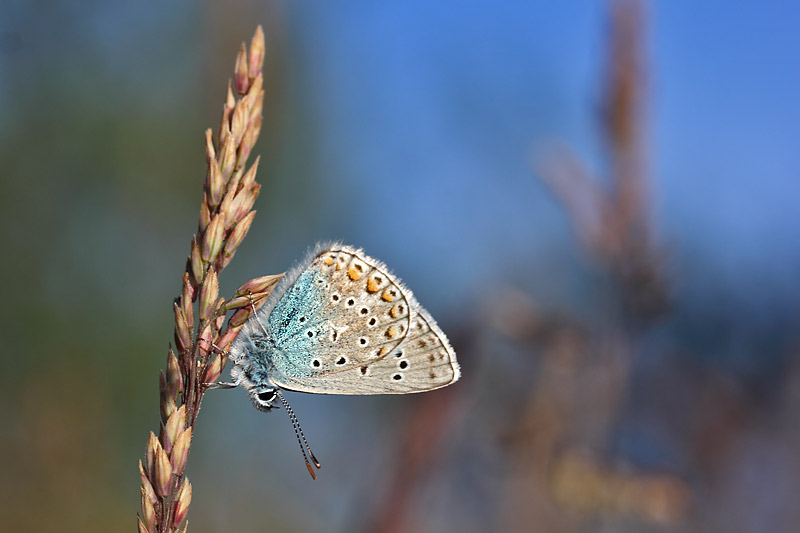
[137,26,284,532]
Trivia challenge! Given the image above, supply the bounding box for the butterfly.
[213,243,460,477]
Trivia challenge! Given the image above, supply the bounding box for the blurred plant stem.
[504,0,688,528]
[137,26,283,533]
[537,0,668,321]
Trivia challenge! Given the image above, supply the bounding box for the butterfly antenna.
[247,290,270,336]
[276,391,321,479]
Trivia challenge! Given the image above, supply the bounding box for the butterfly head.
[249,387,279,412]
[230,362,279,411]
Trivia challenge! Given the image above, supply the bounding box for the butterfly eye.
[257,390,275,403]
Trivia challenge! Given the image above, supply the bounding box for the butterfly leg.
[247,290,270,336]
[197,337,230,358]
[204,381,238,389]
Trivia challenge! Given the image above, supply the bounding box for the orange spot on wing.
[323,256,334,266]
[367,276,380,293]
[382,289,396,302]
[348,267,361,281]
[386,325,399,339]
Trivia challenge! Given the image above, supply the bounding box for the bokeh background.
[2,1,799,531]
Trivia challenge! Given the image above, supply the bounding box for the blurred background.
[2,1,799,531]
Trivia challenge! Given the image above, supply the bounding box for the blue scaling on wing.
[268,269,325,341]
[266,268,328,379]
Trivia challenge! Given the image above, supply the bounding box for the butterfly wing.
[261,244,459,394]
[342,304,460,393]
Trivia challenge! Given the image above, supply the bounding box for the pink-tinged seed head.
[223,294,252,311]
[171,428,192,476]
[234,43,249,94]
[249,26,265,79]
[145,432,160,479]
[236,272,283,297]
[227,183,260,227]
[250,81,264,117]
[166,347,183,397]
[199,268,219,322]
[190,237,204,288]
[197,323,213,359]
[140,487,156,532]
[207,158,224,208]
[238,117,260,164]
[202,215,224,264]
[218,135,237,183]
[231,96,248,149]
[245,74,263,112]
[217,109,232,153]
[226,81,236,111]
[216,327,242,352]
[160,394,176,426]
[164,405,186,455]
[173,478,193,527]
[239,156,260,189]
[154,444,173,498]
[217,178,240,228]
[173,303,191,354]
[198,194,211,233]
[181,273,194,326]
[204,128,216,163]
[139,460,158,505]
[202,353,225,386]
[224,211,256,257]
[228,307,253,328]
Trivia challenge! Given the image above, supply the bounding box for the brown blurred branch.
[507,1,687,529]
[536,0,668,321]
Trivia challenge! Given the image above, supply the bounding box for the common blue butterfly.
[216,243,460,477]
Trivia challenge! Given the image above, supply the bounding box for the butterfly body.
[228,243,460,411]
